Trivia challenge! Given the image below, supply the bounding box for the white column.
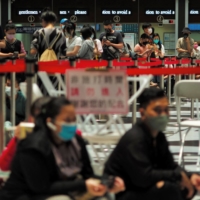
[175,0,179,55]
[185,0,189,27]
[8,0,11,19]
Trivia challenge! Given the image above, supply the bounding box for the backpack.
[39,31,61,61]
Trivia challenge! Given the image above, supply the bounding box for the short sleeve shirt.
[176,37,194,58]
[66,36,82,53]
[99,31,123,59]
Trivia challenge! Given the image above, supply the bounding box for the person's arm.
[19,42,26,58]
[185,38,193,54]
[67,46,81,57]
[176,38,189,53]
[105,135,182,189]
[0,52,13,58]
[0,137,17,171]
[30,30,39,55]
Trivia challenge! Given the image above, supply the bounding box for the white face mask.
[148,28,152,34]
[62,25,65,29]
[5,86,18,97]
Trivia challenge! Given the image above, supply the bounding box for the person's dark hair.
[140,33,149,39]
[5,23,16,32]
[80,26,92,40]
[120,32,125,38]
[40,7,57,23]
[138,88,165,108]
[6,73,26,84]
[142,23,151,30]
[103,19,113,26]
[6,19,12,24]
[30,97,52,118]
[34,97,72,133]
[64,22,76,37]
[153,33,162,50]
[82,25,96,40]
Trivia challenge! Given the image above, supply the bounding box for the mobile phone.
[13,51,19,57]
[101,174,115,189]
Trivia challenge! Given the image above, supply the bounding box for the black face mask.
[105,29,112,34]
[143,41,148,45]
[183,33,189,39]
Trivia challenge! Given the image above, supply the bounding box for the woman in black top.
[0,97,108,200]
[0,24,26,59]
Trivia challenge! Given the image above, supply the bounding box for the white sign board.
[123,33,136,51]
[114,26,122,32]
[66,70,128,114]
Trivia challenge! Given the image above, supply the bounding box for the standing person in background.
[64,22,82,58]
[153,33,165,58]
[78,26,94,60]
[192,41,200,59]
[60,18,69,31]
[0,24,26,59]
[5,73,26,125]
[134,33,151,58]
[99,19,123,60]
[120,32,132,58]
[142,23,152,36]
[6,20,13,24]
[30,8,66,59]
[82,25,102,58]
[176,27,194,58]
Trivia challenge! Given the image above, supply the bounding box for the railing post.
[25,58,37,122]
[176,57,182,82]
[69,57,77,68]
[159,57,165,89]
[0,58,6,153]
[132,57,138,125]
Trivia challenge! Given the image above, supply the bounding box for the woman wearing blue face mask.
[153,33,165,58]
[0,97,111,200]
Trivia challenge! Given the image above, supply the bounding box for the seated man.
[104,87,200,200]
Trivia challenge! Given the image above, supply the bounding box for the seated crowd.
[0,88,200,200]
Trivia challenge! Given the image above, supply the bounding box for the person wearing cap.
[176,27,194,58]
[60,18,69,30]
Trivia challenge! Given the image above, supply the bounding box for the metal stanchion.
[132,57,138,125]
[69,57,76,68]
[10,57,17,126]
[25,58,37,122]
[107,58,113,69]
[190,57,196,118]
[176,57,182,82]
[0,58,6,153]
[159,57,165,89]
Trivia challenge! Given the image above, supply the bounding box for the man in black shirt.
[104,87,200,200]
[99,19,123,59]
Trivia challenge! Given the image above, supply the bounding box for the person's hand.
[86,178,107,197]
[0,40,5,49]
[180,171,194,199]
[8,53,13,57]
[190,174,200,190]
[14,126,21,140]
[104,40,111,46]
[109,177,125,194]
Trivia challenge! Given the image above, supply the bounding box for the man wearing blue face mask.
[5,73,26,125]
[104,87,200,200]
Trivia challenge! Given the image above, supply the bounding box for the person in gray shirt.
[176,27,194,58]
[78,27,94,60]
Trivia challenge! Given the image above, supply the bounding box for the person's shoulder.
[75,36,82,42]
[118,123,146,145]
[99,32,105,37]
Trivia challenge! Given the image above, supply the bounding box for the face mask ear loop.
[47,122,57,131]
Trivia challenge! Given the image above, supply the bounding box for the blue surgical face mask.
[47,122,77,141]
[62,25,65,29]
[154,39,159,44]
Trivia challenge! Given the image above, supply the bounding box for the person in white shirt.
[192,42,200,59]
[64,22,82,57]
